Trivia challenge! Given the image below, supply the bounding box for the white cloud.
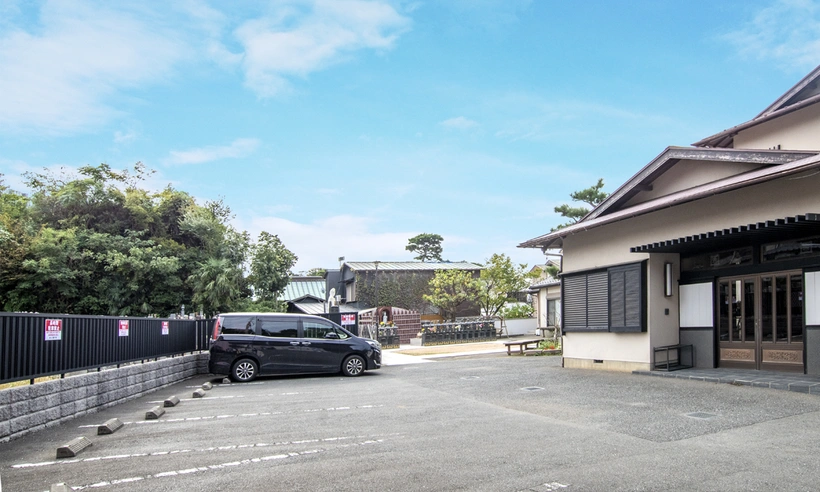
[241,213,535,273]
[723,0,820,69]
[114,130,138,144]
[246,214,417,271]
[439,116,479,130]
[490,93,674,143]
[234,0,411,97]
[165,138,261,165]
[0,1,187,135]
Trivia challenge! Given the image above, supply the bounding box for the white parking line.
[149,392,317,404]
[78,404,384,429]
[56,439,385,490]
[12,435,370,469]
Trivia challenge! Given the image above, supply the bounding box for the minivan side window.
[221,316,255,335]
[259,318,298,338]
[303,319,349,339]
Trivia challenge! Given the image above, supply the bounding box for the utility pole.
[374,261,380,308]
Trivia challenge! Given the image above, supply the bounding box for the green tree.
[406,233,443,262]
[4,227,84,313]
[477,253,533,318]
[424,269,481,321]
[247,232,298,301]
[553,178,608,230]
[189,257,247,317]
[2,163,300,317]
[0,177,31,308]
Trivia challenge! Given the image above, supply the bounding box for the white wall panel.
[806,272,820,326]
[680,283,713,327]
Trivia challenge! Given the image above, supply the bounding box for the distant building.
[329,261,483,318]
[527,261,561,335]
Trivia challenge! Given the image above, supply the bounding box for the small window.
[547,299,557,327]
[259,318,298,338]
[220,316,255,335]
[303,319,349,340]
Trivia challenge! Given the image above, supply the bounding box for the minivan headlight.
[366,339,381,350]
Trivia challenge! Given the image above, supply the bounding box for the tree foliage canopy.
[477,253,534,318]
[553,178,608,230]
[406,233,443,262]
[0,164,297,317]
[423,269,481,321]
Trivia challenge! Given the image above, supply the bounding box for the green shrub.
[499,303,534,319]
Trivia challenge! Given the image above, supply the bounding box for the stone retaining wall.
[0,353,209,443]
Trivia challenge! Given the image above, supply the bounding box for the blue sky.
[2,0,820,272]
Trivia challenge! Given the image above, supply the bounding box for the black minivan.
[208,313,381,382]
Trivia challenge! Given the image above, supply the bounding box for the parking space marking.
[12,434,375,469]
[52,439,385,490]
[78,404,385,429]
[148,391,317,404]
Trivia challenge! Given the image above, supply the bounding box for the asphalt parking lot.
[3,354,820,491]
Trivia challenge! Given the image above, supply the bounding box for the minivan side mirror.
[324,332,341,339]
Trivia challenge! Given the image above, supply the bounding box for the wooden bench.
[504,339,544,355]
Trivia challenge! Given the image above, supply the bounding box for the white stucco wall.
[562,171,820,274]
[734,103,820,151]
[625,159,764,207]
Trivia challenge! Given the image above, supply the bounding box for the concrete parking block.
[97,418,124,435]
[56,436,92,458]
[145,406,165,420]
[164,395,181,407]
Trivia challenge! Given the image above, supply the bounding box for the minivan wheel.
[231,358,258,382]
[341,355,366,377]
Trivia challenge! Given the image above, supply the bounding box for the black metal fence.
[376,326,400,349]
[355,323,400,349]
[420,320,497,346]
[0,313,212,384]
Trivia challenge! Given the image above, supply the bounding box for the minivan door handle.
[301,341,311,346]
[289,341,300,346]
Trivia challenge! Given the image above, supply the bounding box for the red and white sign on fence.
[162,321,169,335]
[118,319,129,337]
[341,314,355,326]
[44,319,62,341]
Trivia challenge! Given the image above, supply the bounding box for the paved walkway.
[634,367,820,395]
[382,337,529,366]
[383,338,820,397]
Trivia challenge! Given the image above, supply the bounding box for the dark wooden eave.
[630,214,820,255]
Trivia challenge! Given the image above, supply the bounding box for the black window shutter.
[609,269,626,328]
[563,275,588,331]
[562,262,644,333]
[608,262,645,332]
[587,271,609,329]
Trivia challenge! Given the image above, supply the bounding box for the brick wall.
[393,308,421,344]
